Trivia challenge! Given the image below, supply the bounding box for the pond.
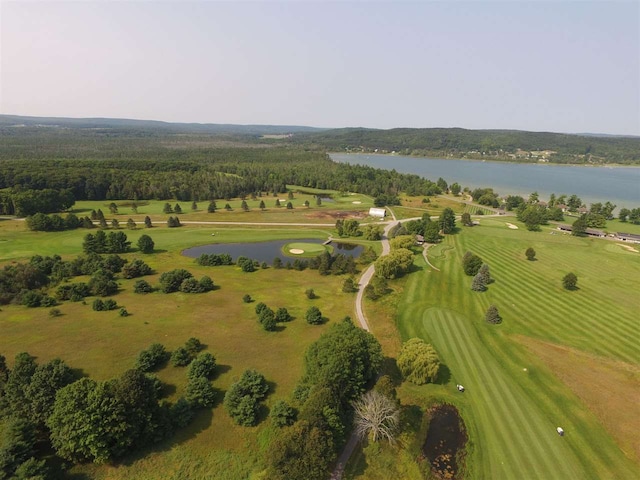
[422,404,468,480]
[182,238,363,264]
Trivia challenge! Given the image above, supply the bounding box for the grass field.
[351,218,639,479]
[0,225,361,479]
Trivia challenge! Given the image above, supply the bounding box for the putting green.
[283,242,330,257]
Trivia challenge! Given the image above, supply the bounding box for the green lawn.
[353,218,639,479]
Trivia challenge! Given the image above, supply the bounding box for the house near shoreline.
[615,232,640,244]
[557,224,606,238]
[369,207,386,218]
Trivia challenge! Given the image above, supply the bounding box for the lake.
[182,238,363,264]
[330,153,640,209]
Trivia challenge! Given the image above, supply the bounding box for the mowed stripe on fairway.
[425,308,586,479]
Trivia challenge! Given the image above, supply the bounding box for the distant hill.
[292,127,640,165]
[0,114,325,136]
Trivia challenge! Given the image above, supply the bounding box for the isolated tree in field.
[316,196,322,206]
[286,202,293,209]
[461,212,473,226]
[259,200,266,210]
[191,201,197,211]
[471,273,487,292]
[144,216,152,228]
[304,200,310,207]
[562,272,578,290]
[111,219,119,229]
[438,208,456,234]
[133,279,152,294]
[242,294,252,303]
[109,203,118,214]
[259,308,277,331]
[174,204,182,214]
[525,247,536,261]
[352,390,400,443]
[137,234,155,253]
[163,203,172,214]
[207,201,217,213]
[397,338,440,385]
[275,307,292,323]
[306,306,323,325]
[241,200,249,211]
[126,218,137,230]
[275,199,281,207]
[485,305,502,324]
[305,288,316,299]
[462,251,483,276]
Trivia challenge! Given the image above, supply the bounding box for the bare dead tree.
[352,390,400,444]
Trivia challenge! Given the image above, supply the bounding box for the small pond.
[182,238,363,264]
[422,404,468,480]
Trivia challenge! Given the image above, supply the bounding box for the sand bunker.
[289,248,305,254]
[617,243,639,253]
[506,223,518,229]
[352,201,362,204]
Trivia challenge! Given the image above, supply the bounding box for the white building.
[369,207,386,218]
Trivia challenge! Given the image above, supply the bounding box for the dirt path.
[422,244,440,271]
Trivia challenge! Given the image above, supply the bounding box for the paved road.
[331,219,397,480]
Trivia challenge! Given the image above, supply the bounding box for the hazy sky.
[1,1,638,135]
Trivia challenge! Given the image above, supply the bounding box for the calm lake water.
[182,238,363,264]
[330,153,640,209]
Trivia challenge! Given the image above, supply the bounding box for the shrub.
[170,397,194,429]
[342,277,358,293]
[92,299,105,311]
[122,259,152,279]
[180,277,203,293]
[199,276,214,292]
[49,308,62,317]
[471,273,487,292]
[525,247,536,261]
[305,288,316,299]
[188,352,217,380]
[563,272,578,290]
[159,269,193,293]
[275,307,292,323]
[133,279,153,294]
[185,376,216,408]
[103,299,118,310]
[255,302,268,315]
[118,308,129,317]
[242,294,253,303]
[259,308,277,331]
[185,337,203,356]
[171,347,192,367]
[224,369,269,426]
[270,400,296,427]
[135,343,169,372]
[485,305,502,324]
[305,306,323,325]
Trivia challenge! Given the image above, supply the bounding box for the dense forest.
[292,127,640,164]
[0,127,443,212]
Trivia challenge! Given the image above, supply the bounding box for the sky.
[1,0,638,135]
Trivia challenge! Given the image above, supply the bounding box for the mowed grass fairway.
[393,218,640,479]
[0,225,359,479]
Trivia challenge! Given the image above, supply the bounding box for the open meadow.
[0,221,365,479]
[349,217,640,479]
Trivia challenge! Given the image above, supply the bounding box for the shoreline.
[329,151,640,168]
